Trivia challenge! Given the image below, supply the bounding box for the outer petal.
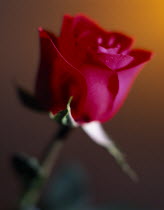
[124,49,153,69]
[76,64,119,123]
[59,15,76,65]
[71,15,106,37]
[109,49,153,119]
[35,28,87,117]
[35,28,58,109]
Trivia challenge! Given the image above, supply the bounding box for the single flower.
[21,14,154,181]
[35,14,153,125]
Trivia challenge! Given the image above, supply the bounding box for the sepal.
[49,97,78,127]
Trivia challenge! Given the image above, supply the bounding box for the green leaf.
[12,153,42,182]
[16,86,47,112]
[49,97,78,127]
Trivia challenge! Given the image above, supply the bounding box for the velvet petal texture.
[96,52,134,70]
[78,64,119,122]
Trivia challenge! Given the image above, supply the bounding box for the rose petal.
[122,49,153,69]
[77,64,119,123]
[97,53,134,70]
[109,49,153,118]
[59,16,135,68]
[59,15,76,64]
[36,29,87,117]
[107,32,134,53]
[35,28,58,109]
[59,15,110,66]
[59,15,102,66]
[71,15,104,37]
[98,45,120,54]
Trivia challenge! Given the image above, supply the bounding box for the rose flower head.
[35,14,153,125]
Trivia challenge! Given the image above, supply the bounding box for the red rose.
[35,14,153,124]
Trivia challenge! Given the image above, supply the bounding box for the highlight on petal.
[82,122,138,182]
[107,32,134,53]
[97,53,134,70]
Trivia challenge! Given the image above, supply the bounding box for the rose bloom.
[35,14,152,124]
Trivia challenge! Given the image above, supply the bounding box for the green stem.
[19,125,71,210]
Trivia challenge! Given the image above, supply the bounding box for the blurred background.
[0,0,164,209]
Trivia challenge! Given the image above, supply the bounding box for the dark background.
[0,0,164,209]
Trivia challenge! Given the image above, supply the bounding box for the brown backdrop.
[0,0,164,209]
